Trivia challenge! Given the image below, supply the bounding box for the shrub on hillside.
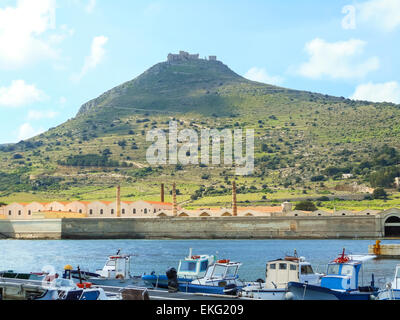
[372,188,388,200]
[295,200,317,212]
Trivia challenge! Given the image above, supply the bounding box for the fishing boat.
[178,259,245,295]
[0,270,51,282]
[142,248,216,289]
[287,249,378,300]
[239,252,323,300]
[35,265,109,300]
[377,264,400,300]
[69,250,141,287]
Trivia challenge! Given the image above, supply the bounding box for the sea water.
[1,239,400,287]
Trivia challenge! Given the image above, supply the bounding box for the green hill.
[1,55,400,210]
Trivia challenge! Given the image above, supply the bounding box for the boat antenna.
[77,266,83,285]
[294,249,298,258]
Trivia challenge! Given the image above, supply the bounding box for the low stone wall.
[0,216,384,240]
[61,216,382,239]
[0,219,62,239]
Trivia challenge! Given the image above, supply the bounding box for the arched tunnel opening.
[385,216,400,237]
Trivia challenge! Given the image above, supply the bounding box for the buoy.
[333,248,350,263]
[77,282,92,289]
[217,259,230,264]
[64,265,73,271]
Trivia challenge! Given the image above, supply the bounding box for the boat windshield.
[179,261,197,272]
[106,260,116,267]
[327,264,353,276]
[301,265,314,275]
[327,264,340,275]
[225,265,238,277]
[210,265,227,278]
[341,265,353,276]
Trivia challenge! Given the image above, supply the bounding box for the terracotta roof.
[238,206,283,213]
[99,201,114,204]
[55,201,71,205]
[142,201,173,205]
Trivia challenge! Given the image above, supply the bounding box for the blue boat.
[287,249,379,300]
[178,260,245,295]
[142,249,216,289]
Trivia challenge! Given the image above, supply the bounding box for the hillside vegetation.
[1,57,400,209]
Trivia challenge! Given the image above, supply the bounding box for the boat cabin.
[321,261,361,291]
[95,254,132,280]
[177,254,216,279]
[202,260,241,281]
[265,257,320,289]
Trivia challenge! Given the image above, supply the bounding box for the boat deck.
[0,277,240,300]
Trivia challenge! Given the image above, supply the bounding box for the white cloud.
[72,36,108,82]
[298,38,379,79]
[341,5,357,30]
[86,0,96,13]
[0,80,47,108]
[17,123,44,141]
[244,67,284,86]
[0,0,59,69]
[27,110,58,120]
[350,81,400,103]
[357,0,400,32]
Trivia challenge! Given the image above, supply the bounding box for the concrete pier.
[0,214,391,240]
[368,240,400,258]
[61,216,381,239]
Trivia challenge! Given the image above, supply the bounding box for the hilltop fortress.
[167,51,217,62]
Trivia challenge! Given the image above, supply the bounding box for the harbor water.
[1,239,400,287]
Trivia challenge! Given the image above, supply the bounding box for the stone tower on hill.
[167,51,217,62]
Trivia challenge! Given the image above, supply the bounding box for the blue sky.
[0,0,399,143]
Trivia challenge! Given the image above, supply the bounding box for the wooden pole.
[173,183,177,216]
[161,183,165,203]
[116,185,121,217]
[232,181,237,216]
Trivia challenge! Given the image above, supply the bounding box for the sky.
[0,0,399,144]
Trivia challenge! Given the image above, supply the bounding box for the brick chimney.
[172,183,178,216]
[116,185,121,217]
[161,183,165,203]
[232,181,237,216]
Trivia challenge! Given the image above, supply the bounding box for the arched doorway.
[384,216,400,237]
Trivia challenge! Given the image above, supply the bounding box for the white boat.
[378,264,400,300]
[36,266,109,300]
[178,260,246,295]
[240,254,323,300]
[71,250,140,287]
